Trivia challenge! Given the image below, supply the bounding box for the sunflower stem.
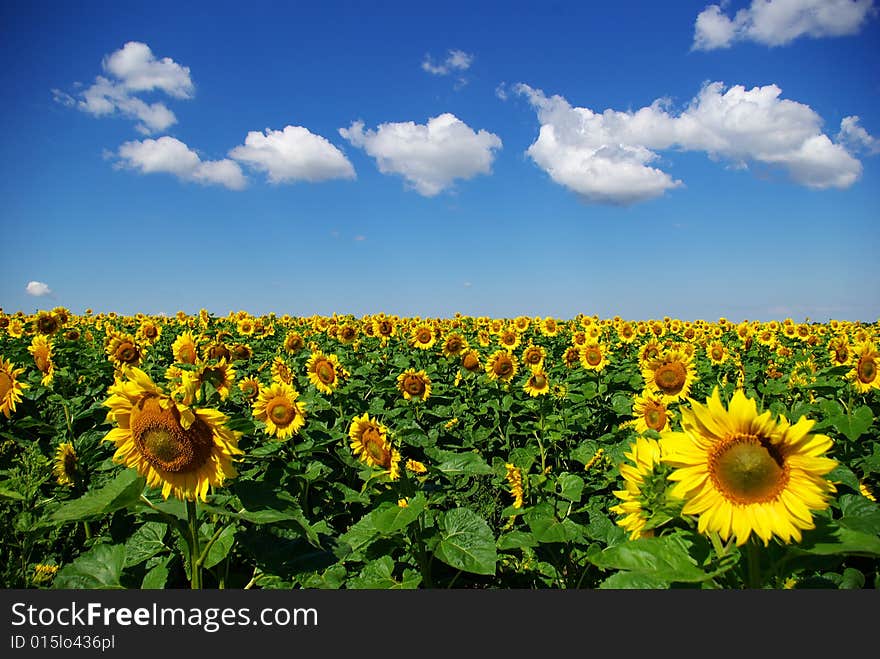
[187,499,202,589]
[746,540,762,589]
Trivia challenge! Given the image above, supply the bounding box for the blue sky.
[2,0,879,322]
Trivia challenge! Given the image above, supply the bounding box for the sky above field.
[1,0,879,322]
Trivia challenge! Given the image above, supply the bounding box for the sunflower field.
[1,308,878,590]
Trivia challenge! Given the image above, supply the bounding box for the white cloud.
[339,113,502,196]
[693,0,877,50]
[837,116,880,154]
[26,281,52,297]
[515,81,865,205]
[56,42,194,134]
[116,136,247,190]
[422,49,474,75]
[102,41,194,98]
[229,126,356,184]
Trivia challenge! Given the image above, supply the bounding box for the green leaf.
[346,556,422,589]
[525,505,585,543]
[838,494,880,535]
[432,450,493,477]
[789,518,880,558]
[371,494,427,534]
[587,535,711,583]
[51,469,145,523]
[124,521,168,567]
[300,565,347,589]
[496,530,537,550]
[839,568,865,590]
[54,544,126,589]
[829,465,863,493]
[141,558,170,589]
[434,508,497,576]
[557,473,585,502]
[203,525,237,569]
[599,571,670,589]
[830,406,874,441]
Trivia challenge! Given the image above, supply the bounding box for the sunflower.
[203,342,231,362]
[485,350,518,383]
[661,387,837,547]
[281,331,303,354]
[409,322,437,350]
[236,317,255,336]
[523,367,551,397]
[103,367,242,501]
[848,341,879,393]
[28,335,55,386]
[580,342,609,371]
[349,412,401,480]
[306,351,343,395]
[441,332,469,359]
[337,323,358,344]
[238,377,261,402]
[252,381,307,440]
[270,357,294,386]
[706,341,729,366]
[826,335,851,367]
[33,310,61,336]
[461,350,482,373]
[562,346,581,369]
[187,359,236,402]
[106,333,142,369]
[172,331,200,365]
[137,320,162,345]
[505,463,525,509]
[642,349,697,401]
[521,344,546,368]
[53,442,78,486]
[626,391,673,434]
[497,328,521,351]
[397,369,432,401]
[230,343,253,362]
[616,321,637,344]
[406,459,427,474]
[538,317,560,337]
[373,316,397,344]
[0,356,28,418]
[610,436,681,540]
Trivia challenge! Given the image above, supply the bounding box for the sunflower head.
[253,381,307,440]
[580,342,609,371]
[53,442,79,486]
[0,357,28,418]
[397,369,432,401]
[306,351,342,395]
[642,349,697,401]
[610,436,682,540]
[661,387,838,547]
[103,367,242,501]
[849,341,879,393]
[106,333,142,369]
[349,412,400,480]
[523,368,550,397]
[486,350,518,383]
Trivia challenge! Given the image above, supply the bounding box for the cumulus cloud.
[514,81,868,205]
[228,126,356,184]
[116,136,247,189]
[837,116,880,154]
[26,281,52,297]
[54,41,194,134]
[339,113,502,196]
[693,0,877,50]
[422,49,473,75]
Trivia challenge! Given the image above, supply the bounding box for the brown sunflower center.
[0,371,12,399]
[315,360,336,385]
[143,325,158,339]
[63,449,77,475]
[178,345,197,364]
[115,342,139,364]
[403,375,426,396]
[858,357,877,384]
[710,433,788,504]
[445,337,463,353]
[462,353,480,371]
[37,316,59,334]
[241,381,259,400]
[266,397,296,426]
[416,329,432,344]
[131,398,213,473]
[525,349,542,365]
[494,357,513,377]
[584,348,602,366]
[379,321,393,336]
[643,403,667,431]
[530,373,547,389]
[34,350,50,372]
[201,366,226,389]
[208,344,230,361]
[711,346,724,360]
[654,361,686,394]
[362,427,390,466]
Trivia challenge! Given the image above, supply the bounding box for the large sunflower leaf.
[586,535,712,583]
[434,507,497,576]
[54,544,126,589]
[51,469,145,523]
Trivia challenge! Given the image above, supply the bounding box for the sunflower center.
[201,366,225,389]
[417,329,432,344]
[710,434,788,504]
[116,343,139,363]
[179,345,197,364]
[362,428,389,465]
[266,397,296,426]
[530,374,547,389]
[584,348,602,366]
[858,357,877,384]
[644,404,666,431]
[446,337,463,353]
[654,362,686,394]
[403,375,425,396]
[462,353,479,371]
[711,347,723,360]
[0,371,12,398]
[495,358,513,376]
[241,382,258,400]
[38,317,58,334]
[131,398,212,473]
[525,350,541,364]
[316,360,336,385]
